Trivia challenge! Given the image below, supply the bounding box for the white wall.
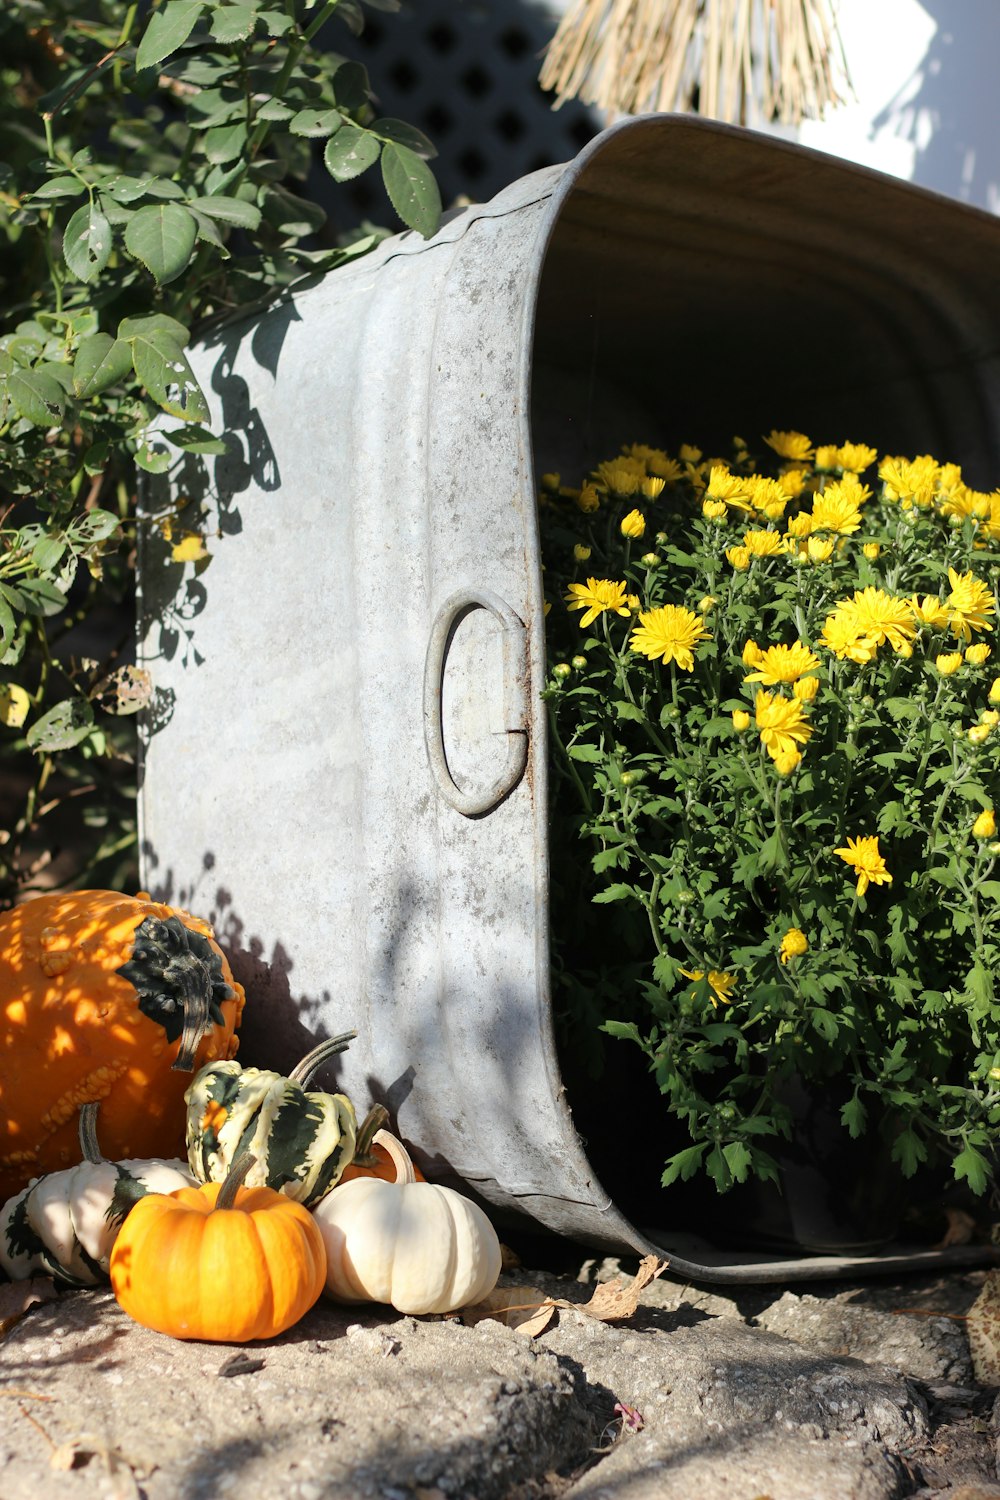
[792,0,1000,213]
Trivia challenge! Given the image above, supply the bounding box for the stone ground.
[2,1248,1000,1500]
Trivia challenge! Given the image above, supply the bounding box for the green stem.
[352,1103,390,1166]
[215,1152,256,1210]
[287,1031,358,1086]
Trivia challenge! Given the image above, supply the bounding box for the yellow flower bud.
[974,809,997,839]
[807,536,834,563]
[726,546,751,571]
[552,661,571,680]
[793,676,820,702]
[772,749,802,776]
[541,472,560,491]
[742,639,763,666]
[573,544,591,562]
[966,643,992,665]
[936,652,964,676]
[862,543,881,560]
[779,927,808,963]
[732,710,751,732]
[698,596,717,615]
[576,484,600,514]
[620,509,646,540]
[702,498,728,520]
[969,723,992,744]
[990,677,1000,703]
[571,655,587,670]
[642,476,666,500]
[981,710,1000,728]
[640,552,660,567]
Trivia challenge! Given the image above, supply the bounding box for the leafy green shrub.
[0,0,438,906]
[541,433,1000,1196]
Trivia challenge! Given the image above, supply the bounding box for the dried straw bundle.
[539,0,851,126]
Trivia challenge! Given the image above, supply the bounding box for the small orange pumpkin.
[0,890,245,1200]
[340,1140,427,1184]
[110,1154,326,1342]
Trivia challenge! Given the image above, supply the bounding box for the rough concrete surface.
[0,1260,997,1500]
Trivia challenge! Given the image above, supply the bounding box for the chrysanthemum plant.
[541,433,1000,1199]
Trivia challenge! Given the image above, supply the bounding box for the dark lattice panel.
[320,1,603,222]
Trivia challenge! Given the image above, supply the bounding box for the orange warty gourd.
[0,890,245,1201]
[110,1155,326,1341]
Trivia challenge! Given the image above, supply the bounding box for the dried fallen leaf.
[50,1442,95,1471]
[218,1353,266,1378]
[934,1207,978,1249]
[461,1287,557,1338]
[965,1269,1000,1383]
[574,1254,669,1323]
[0,1278,58,1340]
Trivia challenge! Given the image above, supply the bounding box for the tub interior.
[527,118,1000,1244]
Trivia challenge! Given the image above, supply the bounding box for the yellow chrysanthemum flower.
[946,567,996,641]
[819,609,879,664]
[772,748,802,776]
[744,529,785,558]
[835,835,892,897]
[742,639,763,667]
[630,605,711,671]
[642,475,666,500]
[935,652,963,675]
[679,967,737,1009]
[966,643,992,665]
[837,587,917,653]
[678,444,702,464]
[837,442,877,474]
[806,537,835,564]
[565,577,631,629]
[755,690,812,761]
[974,809,997,839]
[785,513,813,538]
[743,641,821,686]
[702,498,728,520]
[595,457,645,496]
[705,465,746,502]
[732,709,750,732]
[576,484,600,514]
[910,594,950,629]
[814,445,840,472]
[620,509,646,540]
[726,546,751,571]
[990,677,1000,704]
[778,469,807,500]
[764,430,814,463]
[793,676,820,702]
[779,928,809,963]
[809,483,863,535]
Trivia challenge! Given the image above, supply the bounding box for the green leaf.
[567,743,603,763]
[258,9,295,35]
[953,1144,990,1195]
[209,5,257,41]
[124,204,197,285]
[130,330,209,423]
[73,334,133,398]
[592,846,629,874]
[135,0,204,71]
[601,1020,642,1044]
[31,536,66,573]
[165,424,227,454]
[661,1144,707,1187]
[331,60,370,112]
[62,202,112,283]
[840,1095,867,1139]
[591,884,634,905]
[187,195,262,230]
[26,697,95,753]
[0,595,14,658]
[68,510,119,545]
[7,368,65,426]
[134,438,174,474]
[721,1140,752,1184]
[324,125,380,183]
[203,122,249,164]
[380,142,441,239]
[29,176,86,201]
[289,108,343,139]
[891,1128,928,1177]
[118,314,190,344]
[372,118,437,159]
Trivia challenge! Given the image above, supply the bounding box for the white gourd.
[312,1129,502,1315]
[0,1103,194,1286]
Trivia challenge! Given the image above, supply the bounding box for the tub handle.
[424,588,529,817]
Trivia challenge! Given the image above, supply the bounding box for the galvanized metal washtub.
[138,115,1000,1283]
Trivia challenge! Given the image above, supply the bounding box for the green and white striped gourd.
[0,1103,194,1287]
[184,1034,361,1207]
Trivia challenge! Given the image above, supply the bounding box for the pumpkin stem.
[352,1103,390,1167]
[287,1031,358,1087]
[78,1101,104,1165]
[371,1128,418,1185]
[215,1152,257,1211]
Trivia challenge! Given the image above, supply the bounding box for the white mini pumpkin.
[0,1103,195,1286]
[312,1129,501,1315]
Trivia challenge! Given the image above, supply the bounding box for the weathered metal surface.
[139,116,1000,1280]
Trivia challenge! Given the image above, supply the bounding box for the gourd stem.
[352,1103,390,1167]
[78,1101,104,1165]
[215,1152,257,1211]
[287,1032,358,1087]
[372,1129,417,1186]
